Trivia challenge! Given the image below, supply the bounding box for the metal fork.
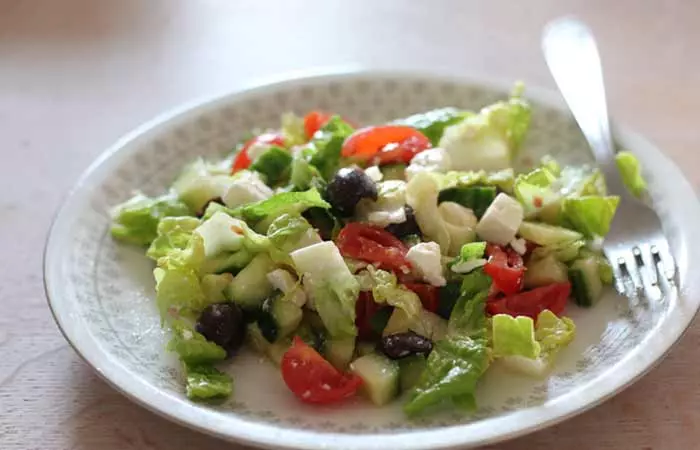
[542,17,677,300]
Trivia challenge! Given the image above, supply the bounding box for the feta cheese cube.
[475,193,524,245]
[222,172,273,208]
[406,242,446,287]
[195,211,245,257]
[406,148,452,180]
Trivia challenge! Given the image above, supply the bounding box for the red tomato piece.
[336,223,411,273]
[303,111,334,139]
[281,337,363,404]
[404,283,439,313]
[483,244,525,295]
[341,125,431,164]
[231,132,286,173]
[486,282,572,319]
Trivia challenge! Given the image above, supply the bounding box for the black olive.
[378,331,433,359]
[325,167,378,216]
[384,206,422,238]
[196,303,246,357]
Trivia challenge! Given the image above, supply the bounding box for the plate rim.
[43,67,700,450]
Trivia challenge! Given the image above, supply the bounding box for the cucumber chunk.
[399,355,427,392]
[227,253,276,308]
[524,254,569,288]
[324,337,356,371]
[350,353,400,406]
[518,221,583,246]
[569,257,603,307]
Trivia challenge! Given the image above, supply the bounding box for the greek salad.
[110,85,646,416]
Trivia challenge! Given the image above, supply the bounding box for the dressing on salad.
[110,84,644,416]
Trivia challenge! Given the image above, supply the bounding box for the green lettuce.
[290,242,360,338]
[437,186,497,218]
[289,116,354,184]
[280,113,307,147]
[184,363,234,401]
[432,168,515,194]
[450,242,487,273]
[438,84,531,172]
[616,151,647,197]
[171,158,235,213]
[250,146,293,186]
[499,310,575,377]
[364,267,423,319]
[562,196,620,237]
[146,216,201,260]
[491,314,540,358]
[404,269,491,416]
[393,107,472,146]
[110,193,192,246]
[167,320,227,365]
[529,239,585,263]
[213,188,330,225]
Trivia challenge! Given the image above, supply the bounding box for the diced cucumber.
[524,254,569,288]
[295,320,326,353]
[568,257,603,307]
[382,308,413,336]
[350,353,400,406]
[518,221,583,246]
[438,185,497,218]
[201,273,233,303]
[227,253,276,308]
[355,342,376,357]
[258,295,303,342]
[246,322,270,355]
[399,355,427,392]
[324,337,356,371]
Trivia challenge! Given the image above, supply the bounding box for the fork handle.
[542,17,627,196]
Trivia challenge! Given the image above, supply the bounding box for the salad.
[110,84,645,416]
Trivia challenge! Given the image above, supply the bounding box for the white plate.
[44,70,700,450]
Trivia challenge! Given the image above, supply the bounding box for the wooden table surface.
[1,1,699,449]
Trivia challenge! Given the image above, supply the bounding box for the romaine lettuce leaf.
[499,310,575,377]
[290,242,360,338]
[491,314,540,358]
[250,145,292,185]
[281,112,307,147]
[364,267,423,319]
[184,363,234,401]
[393,107,472,146]
[167,320,227,365]
[297,116,355,181]
[561,195,619,237]
[229,188,330,224]
[146,216,201,260]
[450,242,487,273]
[438,84,531,172]
[616,151,647,197]
[110,192,192,246]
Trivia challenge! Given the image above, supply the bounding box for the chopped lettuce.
[301,116,355,181]
[363,267,423,319]
[172,158,235,213]
[406,172,451,253]
[529,239,585,263]
[167,320,227,365]
[491,314,540,358]
[281,113,307,147]
[146,216,201,260]
[616,151,647,197]
[562,196,619,237]
[290,242,360,338]
[432,168,515,194]
[438,84,531,172]
[184,363,234,401]
[250,146,293,185]
[499,310,575,377]
[110,192,192,246]
[393,107,472,146]
[404,270,491,416]
[231,188,330,223]
[450,242,487,274]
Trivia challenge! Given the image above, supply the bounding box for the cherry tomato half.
[231,132,286,173]
[486,282,571,319]
[303,111,334,140]
[336,223,411,273]
[281,337,363,404]
[483,244,525,295]
[341,125,431,164]
[404,282,439,313]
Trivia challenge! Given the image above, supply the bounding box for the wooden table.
[2,1,698,449]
